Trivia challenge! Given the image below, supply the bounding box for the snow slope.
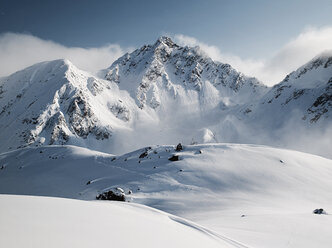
[0,194,242,248]
[1,144,332,247]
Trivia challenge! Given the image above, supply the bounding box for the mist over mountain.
[0,36,331,157]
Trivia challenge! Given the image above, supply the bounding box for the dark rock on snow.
[96,189,125,201]
[169,155,179,161]
[175,143,183,152]
[313,208,326,214]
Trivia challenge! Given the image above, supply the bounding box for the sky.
[1,0,332,85]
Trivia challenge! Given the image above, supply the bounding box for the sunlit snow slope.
[1,144,332,247]
[0,195,243,248]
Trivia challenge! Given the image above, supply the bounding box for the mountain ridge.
[0,36,331,157]
[102,36,268,109]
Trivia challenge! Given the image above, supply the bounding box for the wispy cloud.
[2,27,332,86]
[174,26,332,85]
[0,33,128,77]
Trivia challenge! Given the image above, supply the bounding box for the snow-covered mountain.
[1,144,332,247]
[0,59,142,153]
[0,37,331,157]
[102,36,268,109]
[245,51,332,125]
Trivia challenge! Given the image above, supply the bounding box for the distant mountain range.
[0,36,331,156]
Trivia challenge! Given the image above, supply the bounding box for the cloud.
[174,26,332,85]
[2,27,332,85]
[264,26,332,81]
[0,32,128,77]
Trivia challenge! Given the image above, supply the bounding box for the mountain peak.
[313,50,332,60]
[102,35,268,110]
[153,36,178,48]
[280,50,332,86]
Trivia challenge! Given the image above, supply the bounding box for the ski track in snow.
[1,143,332,247]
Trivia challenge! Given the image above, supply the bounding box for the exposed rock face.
[307,78,332,123]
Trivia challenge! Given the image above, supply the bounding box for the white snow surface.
[1,143,332,247]
[0,36,331,158]
[0,194,241,248]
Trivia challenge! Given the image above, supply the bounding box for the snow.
[0,194,238,248]
[1,144,332,247]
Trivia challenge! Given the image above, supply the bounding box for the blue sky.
[1,0,332,84]
[1,0,332,57]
